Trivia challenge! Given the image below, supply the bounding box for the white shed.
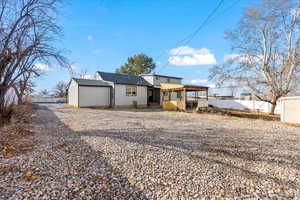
[280,96,300,124]
[67,78,112,108]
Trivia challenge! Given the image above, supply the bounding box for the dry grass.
[0,139,36,158]
[0,104,36,158]
[203,107,280,121]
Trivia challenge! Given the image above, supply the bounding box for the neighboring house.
[67,71,183,108]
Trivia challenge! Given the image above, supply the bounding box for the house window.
[126,86,137,96]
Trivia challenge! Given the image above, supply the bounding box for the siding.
[153,76,181,86]
[281,97,300,124]
[141,76,154,85]
[78,86,111,107]
[114,84,147,106]
[68,80,78,107]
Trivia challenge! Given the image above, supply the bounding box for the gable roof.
[97,71,152,86]
[72,78,111,87]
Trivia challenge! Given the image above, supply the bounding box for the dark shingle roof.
[72,78,111,87]
[97,71,152,86]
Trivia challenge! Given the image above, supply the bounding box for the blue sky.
[35,0,253,94]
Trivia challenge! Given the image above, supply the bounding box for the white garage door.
[78,86,111,107]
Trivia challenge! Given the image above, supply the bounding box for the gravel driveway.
[1,104,300,199]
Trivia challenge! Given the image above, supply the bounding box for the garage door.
[78,86,111,107]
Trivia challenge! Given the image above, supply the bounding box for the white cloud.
[168,46,217,66]
[223,54,262,63]
[33,63,53,72]
[190,79,208,84]
[189,79,216,88]
[87,35,93,41]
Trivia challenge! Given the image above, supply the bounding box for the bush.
[10,104,33,125]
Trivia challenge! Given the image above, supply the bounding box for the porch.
[160,84,209,111]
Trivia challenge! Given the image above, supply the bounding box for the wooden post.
[206,89,209,101]
[183,89,187,111]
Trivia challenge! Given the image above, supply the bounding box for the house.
[280,96,300,124]
[139,74,182,105]
[67,71,209,110]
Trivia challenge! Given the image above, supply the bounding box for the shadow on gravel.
[26,104,299,198]
[2,104,151,200]
[78,127,300,191]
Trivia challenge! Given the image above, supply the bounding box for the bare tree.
[12,69,38,105]
[0,0,69,118]
[210,0,299,114]
[39,89,50,96]
[53,81,67,98]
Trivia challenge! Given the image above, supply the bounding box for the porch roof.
[160,84,209,92]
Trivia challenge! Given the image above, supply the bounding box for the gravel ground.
[1,104,300,199]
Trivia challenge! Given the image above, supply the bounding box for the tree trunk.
[0,85,9,120]
[12,85,24,105]
[270,101,277,115]
[0,90,5,117]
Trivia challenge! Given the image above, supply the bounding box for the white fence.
[32,97,67,103]
[208,99,281,114]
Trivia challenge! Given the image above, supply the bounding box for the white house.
[67,71,183,108]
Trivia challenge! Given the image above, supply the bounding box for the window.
[126,86,137,96]
[176,91,181,99]
[155,76,159,80]
[167,78,170,83]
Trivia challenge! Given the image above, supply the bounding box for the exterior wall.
[141,76,154,85]
[68,80,79,107]
[163,101,185,111]
[140,75,182,86]
[153,76,182,86]
[78,86,111,107]
[114,84,147,106]
[208,99,281,114]
[281,97,300,124]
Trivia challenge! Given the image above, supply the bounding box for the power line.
[155,0,242,73]
[156,0,225,72]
